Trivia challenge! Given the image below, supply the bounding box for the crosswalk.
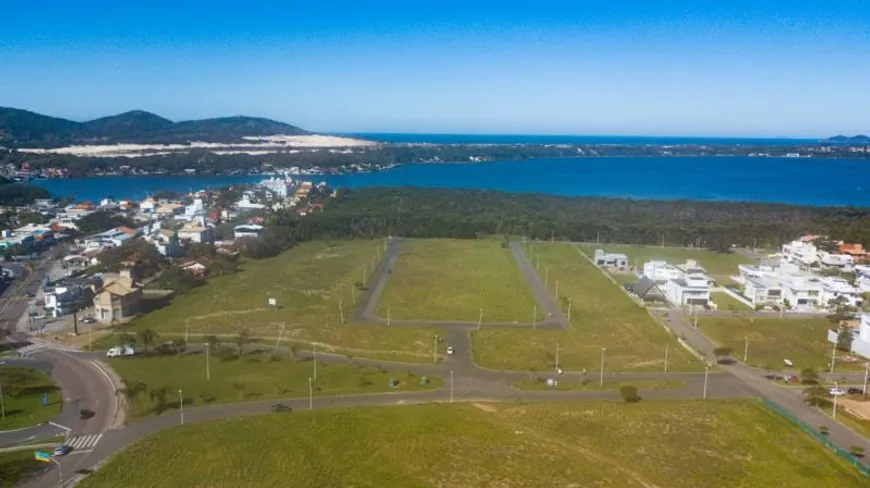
[67,433,102,450]
[16,343,48,356]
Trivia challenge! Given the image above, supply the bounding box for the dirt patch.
[840,397,870,419]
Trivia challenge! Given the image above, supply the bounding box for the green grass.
[0,368,61,431]
[0,450,45,488]
[699,317,864,372]
[78,400,867,488]
[474,243,701,372]
[108,352,442,419]
[377,239,541,322]
[512,378,683,391]
[711,291,752,311]
[579,243,753,277]
[109,240,436,362]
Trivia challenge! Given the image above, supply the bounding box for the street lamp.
[308,377,313,410]
[599,348,607,387]
[743,336,749,363]
[178,388,184,425]
[703,367,709,399]
[450,370,454,404]
[205,343,210,381]
[863,362,869,396]
[833,381,839,419]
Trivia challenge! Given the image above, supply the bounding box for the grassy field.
[711,291,752,311]
[106,240,436,362]
[699,317,864,372]
[579,243,753,277]
[108,352,441,418]
[512,378,683,391]
[78,400,866,488]
[0,450,45,488]
[377,239,541,322]
[0,367,61,430]
[474,243,701,372]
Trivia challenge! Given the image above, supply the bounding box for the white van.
[106,345,135,357]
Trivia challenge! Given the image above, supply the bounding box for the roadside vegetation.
[77,400,867,488]
[377,238,541,322]
[0,450,44,488]
[474,243,700,372]
[0,367,61,430]
[108,347,441,419]
[102,240,436,362]
[710,292,752,311]
[699,317,864,372]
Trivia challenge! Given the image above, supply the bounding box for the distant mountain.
[825,134,870,144]
[0,107,309,147]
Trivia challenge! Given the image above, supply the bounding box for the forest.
[239,187,870,259]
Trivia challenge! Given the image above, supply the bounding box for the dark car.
[79,409,95,420]
[847,388,864,395]
[270,404,292,413]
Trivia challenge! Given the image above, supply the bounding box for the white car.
[106,345,135,357]
[446,346,454,355]
[830,388,846,397]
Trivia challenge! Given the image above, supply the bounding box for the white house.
[43,276,103,317]
[234,224,265,240]
[819,252,854,270]
[779,271,822,311]
[642,261,684,283]
[177,224,214,245]
[183,198,206,221]
[828,313,870,359]
[663,274,711,306]
[146,229,181,257]
[140,198,157,214]
[781,240,820,266]
[261,176,293,198]
[593,249,628,268]
[235,192,266,210]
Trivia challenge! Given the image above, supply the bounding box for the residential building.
[642,261,684,283]
[81,226,139,248]
[260,176,293,198]
[44,276,103,317]
[625,277,665,302]
[235,192,265,210]
[593,249,628,268]
[663,274,711,306]
[819,277,863,308]
[234,224,265,240]
[146,229,181,257]
[819,251,854,270]
[177,218,214,244]
[828,313,870,359]
[840,243,869,264]
[93,270,142,323]
[140,198,157,213]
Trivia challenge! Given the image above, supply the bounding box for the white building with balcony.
[663,274,711,306]
[642,261,684,283]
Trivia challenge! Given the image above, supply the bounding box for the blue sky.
[1,1,868,136]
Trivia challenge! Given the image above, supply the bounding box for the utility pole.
[362,267,367,288]
[664,344,669,372]
[831,341,837,374]
[73,311,78,336]
[179,388,184,425]
[864,362,869,396]
[387,304,391,327]
[533,305,537,330]
[339,300,344,324]
[743,336,749,363]
[276,323,285,346]
[599,348,607,386]
[477,308,483,331]
[313,343,317,381]
[308,377,313,410]
[703,367,709,399]
[567,300,572,321]
[833,381,839,419]
[351,285,356,306]
[555,342,560,372]
[450,370,454,404]
[205,343,210,381]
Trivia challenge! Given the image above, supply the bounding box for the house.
[147,229,181,257]
[260,176,293,198]
[43,276,103,317]
[593,249,628,268]
[642,261,684,283]
[93,270,142,324]
[140,198,157,214]
[840,243,869,264]
[819,252,854,270]
[177,223,215,245]
[819,277,863,308]
[828,313,870,359]
[781,240,820,266]
[156,203,184,217]
[234,224,265,240]
[625,277,665,302]
[235,192,265,210]
[81,226,139,248]
[663,274,711,306]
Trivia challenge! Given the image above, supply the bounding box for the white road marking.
[49,421,71,431]
[68,433,102,450]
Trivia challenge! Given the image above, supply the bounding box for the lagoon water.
[33,156,870,207]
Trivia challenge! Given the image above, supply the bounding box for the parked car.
[446,346,454,355]
[80,317,97,324]
[53,444,71,456]
[830,388,846,396]
[270,404,292,413]
[847,388,863,395]
[79,409,95,420]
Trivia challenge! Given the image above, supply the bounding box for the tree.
[136,329,159,354]
[800,368,819,385]
[117,332,135,347]
[619,385,641,403]
[120,380,148,416]
[204,335,221,349]
[804,386,830,407]
[836,326,854,352]
[149,386,169,414]
[235,328,252,355]
[827,296,857,327]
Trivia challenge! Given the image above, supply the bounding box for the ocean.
[340,133,821,146]
[32,156,870,207]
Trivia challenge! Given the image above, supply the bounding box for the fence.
[761,398,870,477]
